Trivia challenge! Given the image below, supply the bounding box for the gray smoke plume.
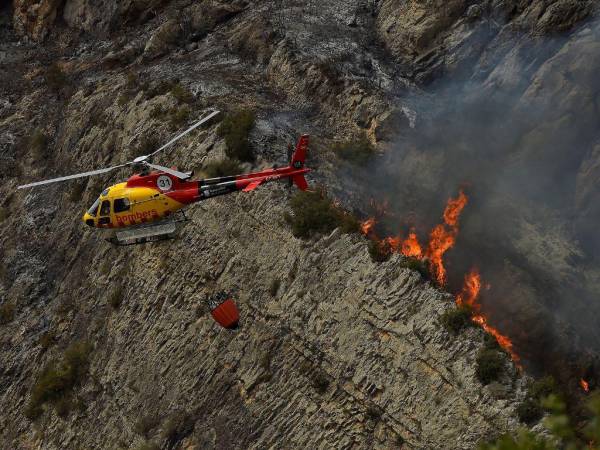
[356,17,600,386]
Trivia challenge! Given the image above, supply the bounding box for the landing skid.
[106,211,189,246]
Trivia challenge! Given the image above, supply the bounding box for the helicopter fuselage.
[82,164,310,229]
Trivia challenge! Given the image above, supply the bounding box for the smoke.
[354,18,600,384]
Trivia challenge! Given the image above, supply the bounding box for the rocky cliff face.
[1,0,598,449]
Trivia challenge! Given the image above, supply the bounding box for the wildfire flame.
[581,378,590,392]
[360,190,521,365]
[426,190,468,286]
[457,268,520,364]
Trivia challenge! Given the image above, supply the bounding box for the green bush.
[0,302,15,325]
[135,442,160,450]
[480,393,600,450]
[134,414,160,437]
[161,411,195,444]
[168,105,191,129]
[440,305,475,335]
[368,239,391,263]
[285,190,360,239]
[515,376,560,424]
[25,341,92,419]
[333,137,375,165]
[108,286,124,309]
[401,257,429,278]
[218,110,255,162]
[170,82,193,103]
[202,159,242,178]
[475,349,505,385]
[45,63,68,92]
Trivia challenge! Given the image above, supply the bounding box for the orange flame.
[456,268,520,365]
[402,231,423,258]
[581,378,590,392]
[361,218,376,235]
[426,190,468,286]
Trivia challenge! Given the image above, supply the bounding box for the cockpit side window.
[114,198,131,213]
[99,200,111,216]
[87,198,100,217]
[101,188,109,197]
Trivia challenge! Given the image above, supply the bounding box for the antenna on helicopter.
[17,109,221,190]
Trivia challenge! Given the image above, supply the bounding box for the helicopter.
[17,109,311,245]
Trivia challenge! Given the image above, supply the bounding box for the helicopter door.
[98,199,111,226]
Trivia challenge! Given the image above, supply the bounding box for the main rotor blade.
[149,110,220,157]
[17,164,130,190]
[143,162,191,180]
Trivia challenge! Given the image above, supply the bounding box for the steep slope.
[1,0,598,449]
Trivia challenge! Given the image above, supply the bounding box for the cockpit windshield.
[87,198,100,217]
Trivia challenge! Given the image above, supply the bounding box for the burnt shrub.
[368,239,391,263]
[475,349,505,385]
[45,63,68,92]
[269,278,280,297]
[440,305,475,335]
[516,397,543,424]
[25,341,92,419]
[299,360,330,394]
[218,110,255,162]
[202,159,242,178]
[285,190,361,239]
[38,331,57,352]
[28,129,48,160]
[69,182,86,203]
[0,302,15,325]
[0,206,8,223]
[333,137,375,165]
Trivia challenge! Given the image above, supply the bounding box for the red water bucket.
[210,298,239,330]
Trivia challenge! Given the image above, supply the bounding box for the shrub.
[108,286,124,309]
[285,190,361,239]
[134,414,160,437]
[135,442,160,450]
[202,159,242,178]
[365,405,382,423]
[29,129,48,160]
[333,137,375,165]
[529,376,559,401]
[45,63,68,92]
[516,397,543,424]
[299,360,329,394]
[401,257,429,278]
[0,302,15,325]
[368,239,391,263]
[218,110,255,162]
[25,341,92,419]
[170,82,193,104]
[38,331,56,351]
[0,206,8,223]
[269,278,280,297]
[440,305,474,334]
[168,105,191,129]
[162,411,195,445]
[475,349,505,385]
[483,333,501,351]
[69,182,86,203]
